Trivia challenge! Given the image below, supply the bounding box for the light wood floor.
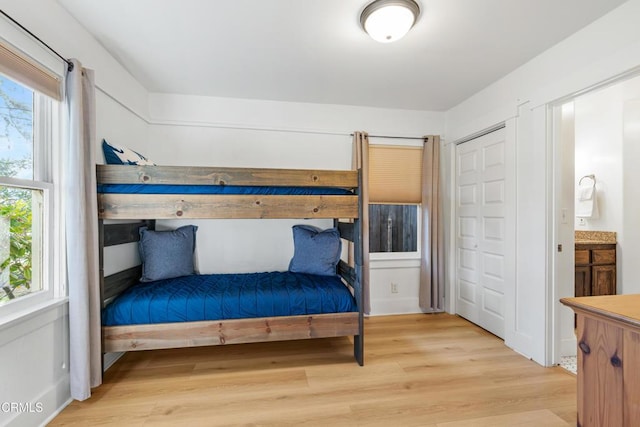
[50,314,577,426]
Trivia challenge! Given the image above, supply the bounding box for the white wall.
[147,94,444,313]
[445,0,640,365]
[0,1,149,425]
[446,0,640,142]
[623,99,640,295]
[574,85,625,231]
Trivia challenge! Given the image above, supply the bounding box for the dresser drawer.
[575,250,590,265]
[592,249,616,265]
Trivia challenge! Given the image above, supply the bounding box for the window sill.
[370,252,420,261]
[0,297,68,333]
[370,256,421,269]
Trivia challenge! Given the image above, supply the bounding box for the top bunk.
[96,165,361,220]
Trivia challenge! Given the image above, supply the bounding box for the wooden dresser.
[560,294,640,427]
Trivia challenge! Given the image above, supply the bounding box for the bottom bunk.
[99,220,364,365]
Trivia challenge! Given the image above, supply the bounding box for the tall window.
[0,76,41,305]
[368,144,422,255]
[0,41,59,313]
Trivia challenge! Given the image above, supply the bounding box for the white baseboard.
[370,297,422,316]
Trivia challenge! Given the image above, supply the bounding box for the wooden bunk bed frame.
[97,164,366,365]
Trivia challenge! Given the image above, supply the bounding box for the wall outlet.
[578,217,587,226]
[391,282,399,294]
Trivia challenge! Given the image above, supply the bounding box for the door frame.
[548,101,577,365]
[547,69,640,365]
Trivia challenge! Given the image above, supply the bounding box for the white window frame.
[368,138,423,261]
[0,89,59,321]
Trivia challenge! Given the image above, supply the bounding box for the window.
[369,204,418,252]
[0,41,59,315]
[368,143,422,255]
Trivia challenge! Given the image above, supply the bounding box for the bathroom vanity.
[575,231,616,297]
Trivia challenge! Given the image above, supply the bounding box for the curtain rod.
[351,133,425,140]
[0,9,73,72]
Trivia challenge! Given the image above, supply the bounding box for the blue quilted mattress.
[97,184,353,195]
[102,271,357,326]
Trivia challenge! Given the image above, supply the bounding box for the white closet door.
[455,128,507,338]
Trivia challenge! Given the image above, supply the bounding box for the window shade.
[0,41,62,100]
[369,145,423,204]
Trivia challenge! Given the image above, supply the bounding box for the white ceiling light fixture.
[360,0,420,43]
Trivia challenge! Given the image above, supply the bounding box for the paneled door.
[455,128,507,338]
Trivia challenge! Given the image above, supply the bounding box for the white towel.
[578,185,594,201]
[576,182,598,218]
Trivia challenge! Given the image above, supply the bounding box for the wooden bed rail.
[336,220,356,242]
[103,313,359,353]
[99,220,153,307]
[338,260,357,286]
[102,220,155,247]
[96,165,360,220]
[97,165,358,188]
[98,194,358,220]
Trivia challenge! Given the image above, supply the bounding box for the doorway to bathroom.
[551,73,640,365]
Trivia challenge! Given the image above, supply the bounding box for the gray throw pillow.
[288,225,341,276]
[139,225,198,282]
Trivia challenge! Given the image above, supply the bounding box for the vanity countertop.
[575,230,617,245]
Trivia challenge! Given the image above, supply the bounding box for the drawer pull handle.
[579,341,591,355]
[610,354,622,368]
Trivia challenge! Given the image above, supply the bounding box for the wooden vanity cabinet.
[575,243,616,297]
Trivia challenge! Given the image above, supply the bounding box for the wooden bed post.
[98,219,105,378]
[353,168,365,366]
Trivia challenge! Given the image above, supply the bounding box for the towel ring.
[579,174,596,186]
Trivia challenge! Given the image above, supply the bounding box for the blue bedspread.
[97,184,352,195]
[102,271,357,326]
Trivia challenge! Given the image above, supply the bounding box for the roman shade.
[0,41,62,100]
[368,145,422,204]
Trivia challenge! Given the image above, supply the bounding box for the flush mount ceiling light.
[360,0,420,43]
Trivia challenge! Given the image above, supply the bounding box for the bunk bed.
[96,163,366,365]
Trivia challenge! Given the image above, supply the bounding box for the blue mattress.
[102,271,357,326]
[97,184,353,195]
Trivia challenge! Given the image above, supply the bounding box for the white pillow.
[102,139,155,165]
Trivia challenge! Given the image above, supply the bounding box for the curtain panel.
[65,59,101,400]
[352,131,370,315]
[419,135,445,312]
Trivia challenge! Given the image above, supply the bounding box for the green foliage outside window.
[0,74,35,304]
[0,190,32,302]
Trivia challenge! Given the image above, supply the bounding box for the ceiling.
[57,0,627,111]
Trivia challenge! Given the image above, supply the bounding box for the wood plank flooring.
[49,314,577,426]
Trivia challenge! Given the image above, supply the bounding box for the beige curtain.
[352,132,370,314]
[419,135,444,311]
[65,59,101,400]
